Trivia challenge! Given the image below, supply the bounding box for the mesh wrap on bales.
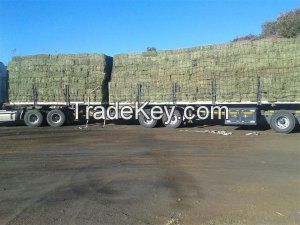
[8,54,112,103]
[0,62,7,103]
[110,38,300,103]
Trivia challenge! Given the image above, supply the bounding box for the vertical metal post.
[211,79,216,105]
[65,84,70,106]
[172,83,177,104]
[257,77,262,105]
[136,84,142,105]
[32,84,37,108]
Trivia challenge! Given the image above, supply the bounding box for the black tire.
[270,110,296,134]
[138,110,157,128]
[46,110,66,127]
[24,110,43,127]
[162,109,182,128]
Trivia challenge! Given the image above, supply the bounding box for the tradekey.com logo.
[74,102,229,124]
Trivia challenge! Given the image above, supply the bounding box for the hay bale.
[0,62,7,103]
[8,54,113,103]
[110,38,300,103]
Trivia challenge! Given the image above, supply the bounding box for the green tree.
[261,21,277,37]
[277,10,299,38]
[260,8,300,38]
[295,9,300,35]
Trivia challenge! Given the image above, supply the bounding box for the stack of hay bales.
[110,37,300,103]
[0,62,8,103]
[8,54,112,103]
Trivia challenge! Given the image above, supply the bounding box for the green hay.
[0,62,7,103]
[8,54,112,103]
[110,38,300,103]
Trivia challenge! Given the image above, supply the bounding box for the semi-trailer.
[1,84,300,134]
[0,38,300,133]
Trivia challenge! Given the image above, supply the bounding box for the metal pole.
[65,84,70,106]
[172,83,177,104]
[211,79,216,105]
[136,84,142,105]
[257,77,262,105]
[32,84,37,108]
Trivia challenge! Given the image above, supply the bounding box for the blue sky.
[0,0,299,64]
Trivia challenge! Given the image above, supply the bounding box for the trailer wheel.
[24,110,43,127]
[162,109,182,128]
[47,110,66,127]
[138,112,157,128]
[270,110,296,134]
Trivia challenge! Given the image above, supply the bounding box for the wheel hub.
[168,116,178,125]
[276,116,290,129]
[51,114,61,123]
[29,114,38,124]
[143,117,154,125]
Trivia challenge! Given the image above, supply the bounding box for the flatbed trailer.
[1,98,300,133]
[2,38,300,133]
[1,62,300,134]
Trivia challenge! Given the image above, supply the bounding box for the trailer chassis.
[1,80,300,133]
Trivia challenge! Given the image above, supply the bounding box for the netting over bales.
[110,38,300,103]
[8,54,112,103]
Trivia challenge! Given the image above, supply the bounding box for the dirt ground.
[0,122,299,225]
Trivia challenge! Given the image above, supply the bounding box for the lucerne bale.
[8,54,113,103]
[110,37,300,103]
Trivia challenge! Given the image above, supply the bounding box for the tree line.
[233,8,300,42]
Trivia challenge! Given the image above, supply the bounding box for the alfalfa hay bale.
[0,62,7,103]
[8,54,113,103]
[110,37,300,103]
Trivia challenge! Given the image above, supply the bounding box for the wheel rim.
[165,116,178,125]
[51,113,61,123]
[275,116,290,129]
[143,116,154,125]
[29,114,39,124]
